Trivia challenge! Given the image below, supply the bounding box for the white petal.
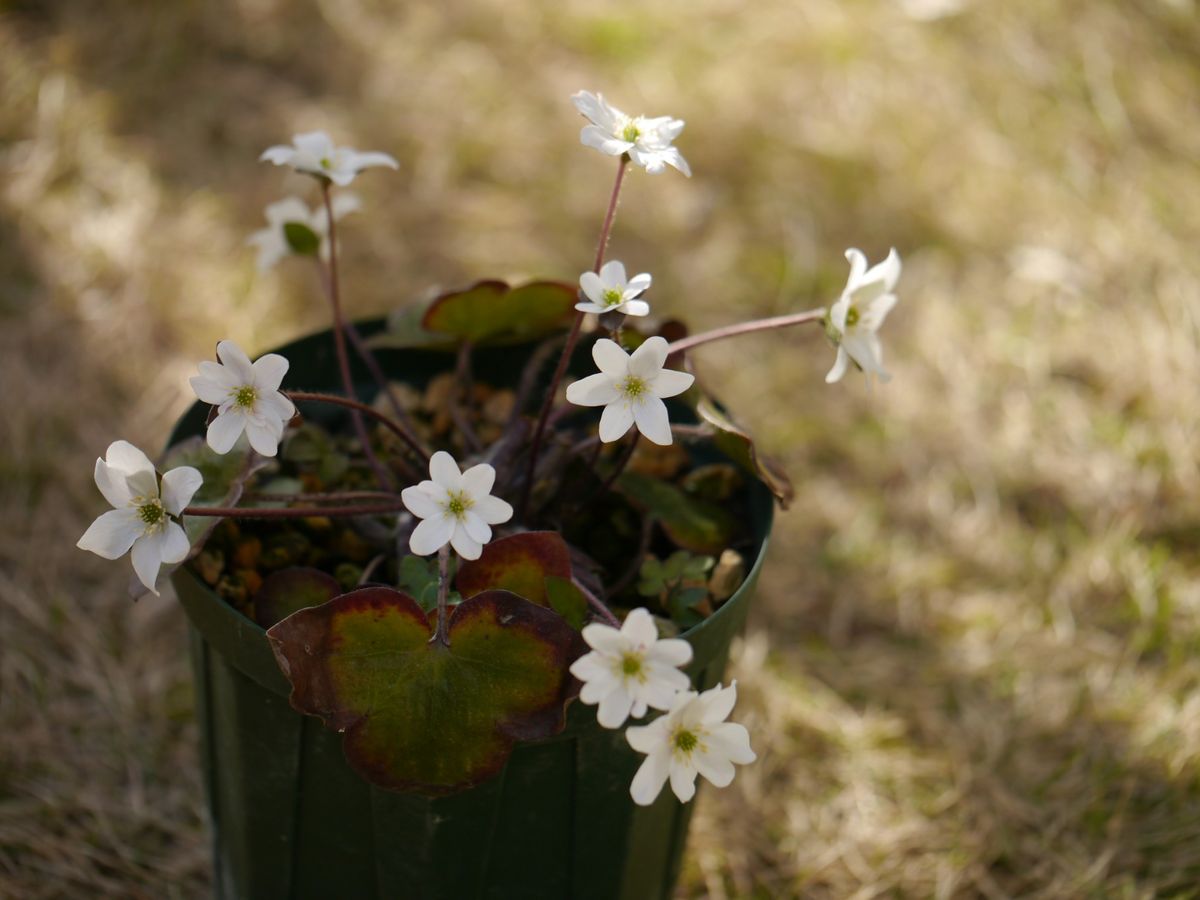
[579,271,606,305]
[844,248,868,285]
[581,622,626,655]
[428,451,462,490]
[828,294,851,335]
[130,532,166,595]
[698,682,738,724]
[569,652,610,682]
[244,419,282,457]
[621,299,651,317]
[860,247,902,295]
[159,521,192,565]
[580,126,632,156]
[251,353,290,392]
[216,341,255,383]
[693,748,736,788]
[669,762,698,803]
[626,718,668,754]
[347,150,399,172]
[648,637,693,667]
[461,463,496,499]
[190,374,232,405]
[93,458,132,509]
[402,485,442,519]
[160,466,203,515]
[328,169,357,187]
[207,411,246,454]
[196,359,239,391]
[599,403,635,443]
[628,336,668,378]
[599,260,627,288]
[257,389,296,423]
[841,334,887,378]
[621,608,659,647]
[706,722,756,765]
[474,495,513,525]
[571,91,620,131]
[591,339,630,377]
[450,526,482,560]
[259,145,296,165]
[104,440,156,481]
[624,273,652,296]
[859,292,898,332]
[580,677,616,705]
[77,508,143,559]
[597,688,635,729]
[331,193,362,220]
[629,751,671,806]
[825,346,850,384]
[633,397,673,446]
[575,301,608,315]
[566,373,619,407]
[409,515,453,556]
[462,510,491,544]
[293,131,334,158]
[651,369,694,399]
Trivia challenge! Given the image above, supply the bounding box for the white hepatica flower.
[569,608,693,729]
[259,131,398,186]
[626,681,756,806]
[577,260,652,317]
[571,91,691,177]
[825,248,902,384]
[246,194,361,272]
[77,441,203,595]
[401,451,514,560]
[565,336,694,446]
[189,341,295,457]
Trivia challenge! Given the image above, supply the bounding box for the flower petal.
[628,336,668,378]
[216,341,255,383]
[474,494,513,526]
[697,681,738,724]
[599,259,627,288]
[648,637,693,667]
[207,411,246,455]
[651,369,694,399]
[159,520,192,565]
[190,374,232,405]
[409,515,453,556]
[581,622,626,655]
[428,451,462,490]
[462,510,491,544]
[244,419,282,457]
[450,526,482,560]
[257,389,296,423]
[825,346,850,384]
[693,748,736,788]
[93,458,132,509]
[621,299,651,317]
[599,403,635,443]
[629,750,672,807]
[104,440,156,481]
[571,91,620,131]
[566,373,619,407]
[347,150,399,172]
[633,397,673,446]
[160,466,203,515]
[858,292,898,332]
[579,271,606,305]
[625,273,652,296]
[580,126,631,156]
[401,485,441,519]
[706,722,756,765]
[461,463,496,499]
[621,608,659,647]
[597,687,635,729]
[77,508,143,559]
[591,339,630,377]
[251,353,290,392]
[130,532,166,595]
[569,652,611,682]
[844,247,868,285]
[669,762,698,803]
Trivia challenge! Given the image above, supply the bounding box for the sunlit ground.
[2,1,1199,896]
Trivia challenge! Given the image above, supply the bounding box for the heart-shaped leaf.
[254,566,342,628]
[615,472,737,555]
[283,222,320,256]
[421,280,577,344]
[368,306,458,352]
[692,396,794,508]
[455,531,572,606]
[543,575,587,630]
[267,587,583,795]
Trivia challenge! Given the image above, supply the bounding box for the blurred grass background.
[2,0,1200,896]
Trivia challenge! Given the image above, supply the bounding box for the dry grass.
[2,1,1199,896]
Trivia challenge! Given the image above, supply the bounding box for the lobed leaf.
[454,531,572,606]
[254,566,342,628]
[422,280,577,344]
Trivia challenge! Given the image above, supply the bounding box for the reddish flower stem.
[571,576,621,628]
[183,500,408,518]
[432,545,451,647]
[664,308,827,356]
[519,156,629,517]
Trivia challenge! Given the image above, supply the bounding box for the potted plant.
[77,91,902,900]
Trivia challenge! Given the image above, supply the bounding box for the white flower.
[401,451,514,561]
[576,261,652,317]
[565,336,694,446]
[626,681,756,806]
[825,248,901,384]
[189,341,296,457]
[569,608,692,729]
[77,441,203,595]
[571,91,691,177]
[246,194,361,272]
[259,131,398,186]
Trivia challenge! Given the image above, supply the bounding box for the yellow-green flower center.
[138,498,165,527]
[673,729,698,754]
[320,156,332,169]
[603,288,624,307]
[233,385,258,409]
[845,305,860,328]
[621,375,648,399]
[445,491,473,519]
[621,122,641,142]
[620,652,644,679]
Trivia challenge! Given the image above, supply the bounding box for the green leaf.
[421,280,577,344]
[367,306,458,352]
[254,566,342,628]
[693,396,795,509]
[667,586,709,629]
[397,554,461,613]
[281,423,349,484]
[543,575,587,630]
[267,587,584,795]
[615,472,738,555]
[162,435,269,549]
[283,222,320,256]
[455,531,573,606]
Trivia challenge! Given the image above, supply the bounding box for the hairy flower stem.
[320,182,394,490]
[183,500,409,519]
[240,490,404,503]
[286,391,428,476]
[571,576,622,627]
[519,156,629,517]
[432,545,451,646]
[665,308,827,356]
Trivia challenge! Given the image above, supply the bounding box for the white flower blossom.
[401,451,513,561]
[565,336,694,446]
[246,194,361,272]
[569,608,692,729]
[576,261,652,317]
[825,248,901,384]
[189,341,295,457]
[571,91,691,177]
[626,681,756,806]
[77,441,203,595]
[259,131,398,186]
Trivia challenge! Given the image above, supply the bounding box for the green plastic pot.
[169,321,774,900]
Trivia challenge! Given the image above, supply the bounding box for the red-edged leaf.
[454,531,573,606]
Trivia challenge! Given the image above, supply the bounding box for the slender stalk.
[519,156,629,516]
[451,340,483,453]
[183,500,409,519]
[320,182,393,489]
[571,577,621,628]
[432,545,451,646]
[286,390,428,465]
[240,490,404,503]
[664,308,827,356]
